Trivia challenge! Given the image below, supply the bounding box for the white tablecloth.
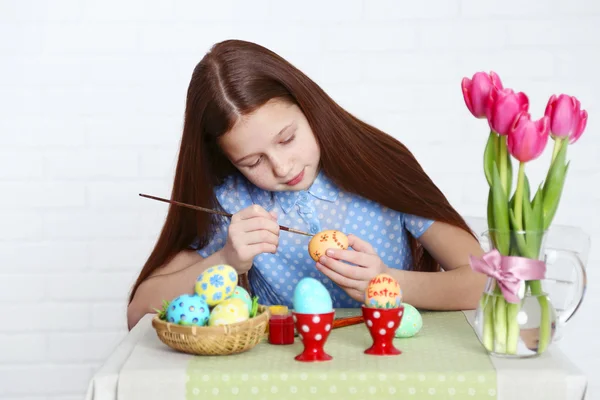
[85,311,587,400]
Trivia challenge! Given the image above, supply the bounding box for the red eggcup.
[292,311,335,362]
[362,304,404,356]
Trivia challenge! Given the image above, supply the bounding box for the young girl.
[126,39,486,330]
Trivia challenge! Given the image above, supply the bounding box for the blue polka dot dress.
[191,170,434,309]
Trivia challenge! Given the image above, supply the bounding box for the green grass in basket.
[154,299,170,321]
[250,296,259,318]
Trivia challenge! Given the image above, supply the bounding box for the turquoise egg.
[166,294,210,326]
[395,303,423,338]
[229,286,252,314]
[293,277,333,314]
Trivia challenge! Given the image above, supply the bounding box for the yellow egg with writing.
[308,230,348,262]
[365,273,402,308]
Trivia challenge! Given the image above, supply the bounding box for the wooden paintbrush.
[332,315,364,329]
[293,315,365,337]
[139,193,314,237]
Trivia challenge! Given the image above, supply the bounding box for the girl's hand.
[315,234,388,302]
[221,205,280,274]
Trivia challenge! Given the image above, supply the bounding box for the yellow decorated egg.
[229,286,253,314]
[208,298,250,326]
[365,273,402,308]
[195,264,238,306]
[308,230,348,262]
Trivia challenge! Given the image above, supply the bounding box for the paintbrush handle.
[139,193,232,217]
[332,315,364,329]
[293,315,364,337]
[139,193,313,237]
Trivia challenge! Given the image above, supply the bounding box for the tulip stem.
[481,293,494,351]
[514,162,525,228]
[551,138,564,163]
[529,279,551,353]
[498,136,508,195]
[493,287,507,353]
[504,162,526,354]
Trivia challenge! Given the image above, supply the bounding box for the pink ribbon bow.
[469,249,546,303]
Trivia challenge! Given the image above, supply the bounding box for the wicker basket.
[151,305,271,356]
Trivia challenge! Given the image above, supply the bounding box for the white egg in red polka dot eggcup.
[291,277,335,362]
[362,273,404,356]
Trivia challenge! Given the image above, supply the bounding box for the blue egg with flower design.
[165,294,210,326]
[195,264,238,306]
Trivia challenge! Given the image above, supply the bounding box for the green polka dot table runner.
[186,310,497,399]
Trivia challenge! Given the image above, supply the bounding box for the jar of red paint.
[268,310,295,345]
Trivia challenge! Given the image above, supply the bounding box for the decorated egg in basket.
[229,286,253,314]
[195,264,238,306]
[208,298,250,326]
[165,294,210,326]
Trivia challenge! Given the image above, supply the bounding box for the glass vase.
[473,229,587,358]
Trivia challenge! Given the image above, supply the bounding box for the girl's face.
[218,99,321,192]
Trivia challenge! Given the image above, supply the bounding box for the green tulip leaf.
[522,173,533,231]
[492,162,510,255]
[530,186,544,229]
[484,131,497,187]
[542,140,569,230]
[487,188,494,230]
[509,191,515,211]
[509,208,528,256]
[505,140,514,197]
[524,173,531,201]
[527,186,545,257]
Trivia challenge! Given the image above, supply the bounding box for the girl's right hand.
[221,204,280,274]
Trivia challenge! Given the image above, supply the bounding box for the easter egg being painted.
[308,230,348,262]
[229,286,252,314]
[208,298,250,326]
[364,273,402,308]
[395,303,423,338]
[195,264,238,306]
[293,277,333,314]
[165,294,210,326]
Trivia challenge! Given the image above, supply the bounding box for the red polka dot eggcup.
[362,304,404,355]
[292,311,335,362]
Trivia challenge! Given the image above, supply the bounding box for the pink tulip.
[544,94,588,144]
[462,71,504,119]
[507,112,550,163]
[486,87,530,136]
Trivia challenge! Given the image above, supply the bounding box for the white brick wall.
[1,0,598,398]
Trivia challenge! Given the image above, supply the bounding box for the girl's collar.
[247,170,339,213]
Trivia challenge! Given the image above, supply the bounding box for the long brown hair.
[128,39,474,303]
